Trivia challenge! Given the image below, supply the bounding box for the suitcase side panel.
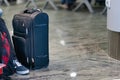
[32,13,49,69]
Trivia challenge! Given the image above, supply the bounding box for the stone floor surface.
[1,1,120,80]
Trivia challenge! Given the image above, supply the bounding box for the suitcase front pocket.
[12,35,30,68]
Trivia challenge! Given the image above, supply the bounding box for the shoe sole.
[16,70,29,75]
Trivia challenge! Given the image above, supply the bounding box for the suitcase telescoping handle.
[23,8,42,14]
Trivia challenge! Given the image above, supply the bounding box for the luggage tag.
[106,0,111,9]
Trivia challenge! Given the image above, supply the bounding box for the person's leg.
[4,21,29,75]
[65,0,76,4]
[0,17,29,75]
[61,0,65,4]
[65,0,76,10]
[59,0,68,9]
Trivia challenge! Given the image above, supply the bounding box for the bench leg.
[101,7,107,15]
[84,0,94,13]
[26,0,37,9]
[73,0,94,13]
[72,2,83,11]
[43,0,58,10]
[43,1,49,9]
[4,0,10,6]
[26,0,31,7]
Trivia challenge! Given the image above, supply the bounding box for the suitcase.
[12,9,49,69]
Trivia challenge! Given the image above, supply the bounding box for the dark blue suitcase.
[12,9,49,69]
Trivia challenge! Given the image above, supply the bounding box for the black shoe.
[13,60,29,75]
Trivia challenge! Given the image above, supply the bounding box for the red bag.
[0,32,10,65]
[0,64,5,75]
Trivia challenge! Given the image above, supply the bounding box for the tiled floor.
[1,1,120,80]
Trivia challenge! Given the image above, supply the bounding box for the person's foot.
[58,4,68,9]
[0,8,3,17]
[67,3,77,10]
[13,60,29,75]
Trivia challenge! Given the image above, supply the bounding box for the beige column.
[108,30,120,60]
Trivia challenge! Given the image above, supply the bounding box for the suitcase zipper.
[32,58,35,68]
[26,26,30,68]
[30,20,34,69]
[22,23,25,27]
[25,22,30,68]
[32,58,34,63]
[27,57,29,63]
[30,11,42,69]
[26,28,28,35]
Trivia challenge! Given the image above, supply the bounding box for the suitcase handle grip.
[23,9,42,14]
